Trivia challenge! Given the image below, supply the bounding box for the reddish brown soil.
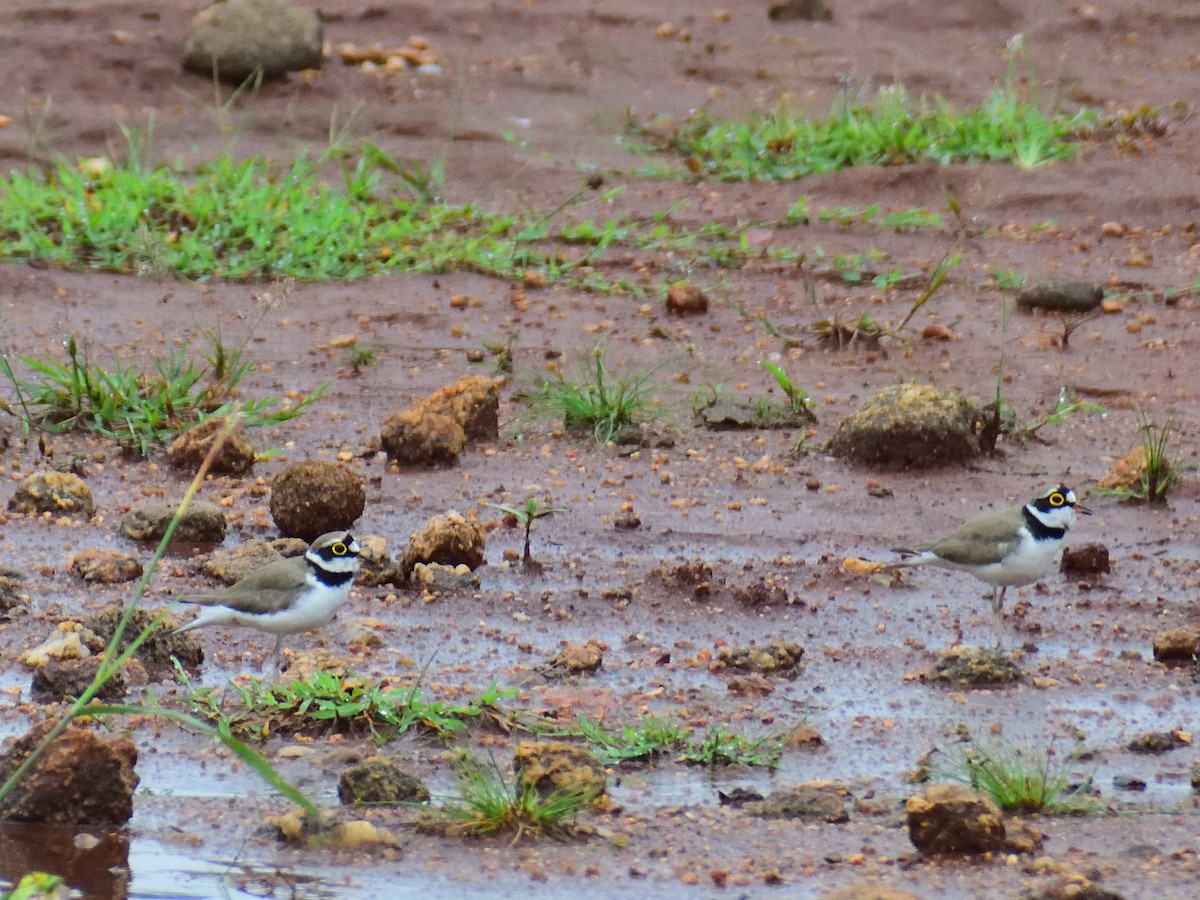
[2,1,1200,898]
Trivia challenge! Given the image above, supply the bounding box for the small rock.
[906,784,1006,855]
[717,786,764,805]
[1096,446,1145,492]
[1015,280,1104,313]
[613,511,642,530]
[828,384,978,469]
[399,510,487,580]
[167,417,257,475]
[31,657,126,701]
[9,471,94,515]
[201,541,283,584]
[750,782,850,823]
[410,562,480,591]
[665,282,708,315]
[784,723,826,749]
[1112,774,1147,791]
[409,374,501,441]
[1127,731,1177,754]
[1060,543,1111,575]
[1152,627,1200,663]
[182,0,322,82]
[264,809,401,849]
[380,410,466,466]
[543,641,604,676]
[0,721,139,825]
[356,535,400,586]
[121,500,227,543]
[924,645,1023,686]
[83,606,204,672]
[338,757,430,805]
[270,460,365,542]
[719,641,804,673]
[694,396,816,429]
[514,741,606,801]
[1002,817,1045,854]
[67,549,143,584]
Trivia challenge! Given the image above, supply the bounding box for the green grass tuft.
[939,739,1100,815]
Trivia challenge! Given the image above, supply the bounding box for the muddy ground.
[1,0,1200,897]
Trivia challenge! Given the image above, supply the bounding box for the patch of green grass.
[1096,407,1179,503]
[179,668,515,743]
[939,739,1100,815]
[0,147,537,281]
[578,715,692,765]
[515,343,669,444]
[439,750,596,841]
[346,345,377,368]
[1,872,66,900]
[759,359,815,415]
[637,82,1097,182]
[679,726,783,768]
[817,204,943,231]
[3,333,324,455]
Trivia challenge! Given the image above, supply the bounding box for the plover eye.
[331,542,348,556]
[1048,492,1065,507]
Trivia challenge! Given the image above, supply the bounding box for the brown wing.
[919,507,1024,567]
[182,557,308,615]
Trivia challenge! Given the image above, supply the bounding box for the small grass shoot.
[938,739,1100,815]
[578,715,692,765]
[679,726,783,769]
[484,497,566,567]
[439,750,596,842]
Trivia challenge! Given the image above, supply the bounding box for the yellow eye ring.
[331,542,348,556]
[1048,492,1065,507]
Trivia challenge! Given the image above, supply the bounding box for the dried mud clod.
[1151,626,1200,663]
[514,740,607,803]
[269,460,366,542]
[121,500,227,543]
[1,575,30,618]
[167,417,257,476]
[923,645,1023,686]
[1126,730,1183,754]
[8,471,95,515]
[399,510,487,581]
[748,781,851,823]
[828,384,978,469]
[0,721,139,826]
[182,0,323,83]
[541,640,605,678]
[1096,446,1146,492]
[768,0,834,23]
[906,784,1007,855]
[200,540,284,585]
[1015,279,1104,314]
[67,548,143,584]
[356,534,401,586]
[380,374,501,466]
[264,809,401,850]
[656,559,715,598]
[694,395,816,430]
[719,641,804,674]
[83,606,204,673]
[732,578,793,608]
[1060,542,1111,576]
[338,756,431,806]
[31,656,128,702]
[665,281,708,315]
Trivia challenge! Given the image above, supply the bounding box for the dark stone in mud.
[0,721,139,825]
[1061,542,1111,575]
[514,741,606,800]
[719,641,804,673]
[613,511,642,530]
[1151,626,1200,663]
[182,0,323,82]
[828,384,978,469]
[768,0,834,23]
[1,575,29,618]
[167,417,257,475]
[270,460,365,542]
[750,782,850,823]
[717,786,764,805]
[200,540,284,584]
[338,757,430,805]
[695,396,816,430]
[1126,731,1178,753]
[543,641,604,677]
[121,500,227,543]
[399,509,487,580]
[924,645,1023,686]
[906,783,1006,855]
[30,657,127,701]
[8,471,94,515]
[665,282,708,315]
[1015,280,1104,313]
[1112,774,1147,791]
[83,606,204,672]
[67,548,143,584]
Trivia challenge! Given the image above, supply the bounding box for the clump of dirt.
[923,646,1023,686]
[514,740,606,801]
[167,417,257,475]
[399,510,487,579]
[0,721,139,825]
[356,534,401,586]
[1015,280,1104,313]
[269,460,365,541]
[1061,542,1111,575]
[719,641,805,674]
[1152,627,1200,662]
[199,541,283,584]
[1,575,29,618]
[338,757,430,806]
[8,471,94,514]
[30,657,127,701]
[82,606,203,672]
[828,383,978,468]
[66,548,143,584]
[381,374,500,466]
[906,784,1006,855]
[749,782,850,823]
[541,640,604,677]
[1127,731,1182,754]
[120,500,227,543]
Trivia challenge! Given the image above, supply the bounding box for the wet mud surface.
[2,0,1200,897]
